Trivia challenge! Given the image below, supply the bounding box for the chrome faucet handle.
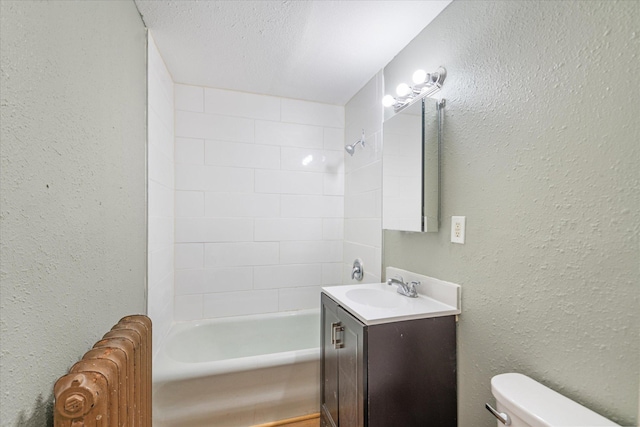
[351,259,364,281]
[407,281,421,297]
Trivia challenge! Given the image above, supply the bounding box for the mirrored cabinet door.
[382,98,441,232]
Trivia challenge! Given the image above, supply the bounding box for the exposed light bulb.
[395,83,411,97]
[412,69,427,84]
[382,95,396,107]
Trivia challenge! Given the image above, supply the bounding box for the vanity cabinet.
[320,292,457,427]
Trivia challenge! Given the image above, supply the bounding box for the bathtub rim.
[153,308,320,384]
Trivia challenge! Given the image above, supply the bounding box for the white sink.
[345,288,408,308]
[322,269,461,325]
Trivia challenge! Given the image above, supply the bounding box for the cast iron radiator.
[53,315,152,427]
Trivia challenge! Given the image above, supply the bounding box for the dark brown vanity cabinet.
[320,292,457,427]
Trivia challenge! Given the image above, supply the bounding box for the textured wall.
[383,1,639,426]
[148,33,175,358]
[0,1,147,425]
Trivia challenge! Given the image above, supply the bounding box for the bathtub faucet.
[386,276,420,298]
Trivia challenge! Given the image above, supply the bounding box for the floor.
[251,413,320,427]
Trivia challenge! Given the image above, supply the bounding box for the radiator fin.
[54,315,152,427]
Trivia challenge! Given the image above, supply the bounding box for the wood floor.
[250,413,320,427]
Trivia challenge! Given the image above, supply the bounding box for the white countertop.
[322,269,461,325]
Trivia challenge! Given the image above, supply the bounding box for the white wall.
[173,84,345,320]
[147,33,175,355]
[0,1,146,425]
[342,72,384,283]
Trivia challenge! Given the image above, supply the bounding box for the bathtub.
[152,309,320,427]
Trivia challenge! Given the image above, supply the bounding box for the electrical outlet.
[451,216,466,244]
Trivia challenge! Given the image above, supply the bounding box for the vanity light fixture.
[382,66,446,113]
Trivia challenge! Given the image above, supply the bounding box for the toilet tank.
[489,373,620,427]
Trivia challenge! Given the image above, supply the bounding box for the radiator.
[54,315,152,427]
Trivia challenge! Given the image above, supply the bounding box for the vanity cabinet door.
[320,294,365,427]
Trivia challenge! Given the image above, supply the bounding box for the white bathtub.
[152,309,320,427]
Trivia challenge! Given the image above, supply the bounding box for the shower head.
[345,130,366,156]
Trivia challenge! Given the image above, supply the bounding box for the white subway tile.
[254,218,323,241]
[148,245,173,287]
[148,147,174,189]
[281,195,343,218]
[322,263,343,285]
[254,170,282,194]
[148,217,174,253]
[175,84,204,112]
[176,110,254,142]
[344,218,382,248]
[204,242,279,267]
[175,164,204,191]
[203,166,254,193]
[281,99,344,128]
[175,243,204,269]
[148,72,174,130]
[345,160,382,195]
[322,218,344,240]
[323,171,344,196]
[148,36,173,106]
[278,286,323,311]
[175,191,204,218]
[323,127,345,151]
[175,294,203,321]
[205,87,280,121]
[254,264,322,289]
[175,137,204,165]
[148,180,174,218]
[175,269,205,295]
[280,241,342,264]
[344,131,382,173]
[344,189,381,219]
[148,108,174,160]
[342,242,379,283]
[281,147,343,173]
[202,267,253,293]
[255,121,323,149]
[205,140,280,169]
[203,290,278,318]
[254,170,323,195]
[205,193,280,218]
[176,218,254,243]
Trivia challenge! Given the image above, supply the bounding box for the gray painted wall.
[0,1,147,425]
[383,1,639,426]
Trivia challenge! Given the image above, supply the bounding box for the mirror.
[382,97,441,232]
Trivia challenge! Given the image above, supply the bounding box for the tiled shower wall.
[173,84,345,321]
[342,72,383,284]
[147,34,174,354]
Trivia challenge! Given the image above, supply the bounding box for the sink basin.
[345,288,407,308]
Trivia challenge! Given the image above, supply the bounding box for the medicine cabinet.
[382,97,443,232]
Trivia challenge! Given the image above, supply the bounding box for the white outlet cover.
[451,216,466,244]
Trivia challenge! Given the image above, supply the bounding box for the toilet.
[488,373,620,427]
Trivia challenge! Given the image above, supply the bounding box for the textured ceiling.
[135,0,451,105]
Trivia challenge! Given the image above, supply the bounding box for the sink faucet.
[386,276,420,298]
